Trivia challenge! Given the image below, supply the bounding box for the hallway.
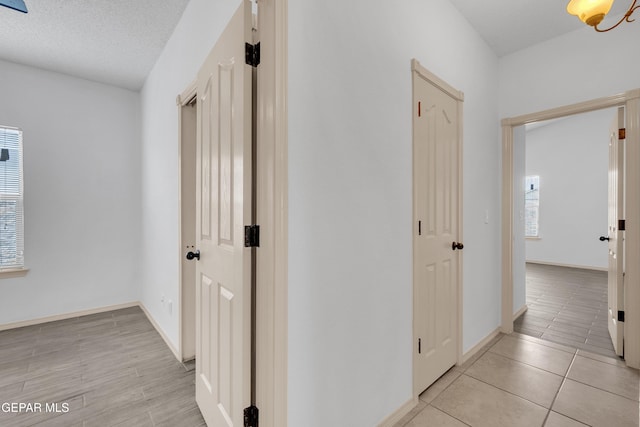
[396,332,639,426]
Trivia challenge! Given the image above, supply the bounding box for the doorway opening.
[511,109,619,359]
[501,89,640,369]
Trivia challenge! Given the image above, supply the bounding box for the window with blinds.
[0,126,24,270]
[525,175,540,238]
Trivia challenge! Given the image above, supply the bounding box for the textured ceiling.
[448,0,632,56]
[0,1,634,89]
[0,0,190,90]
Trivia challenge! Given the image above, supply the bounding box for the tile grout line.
[541,349,578,426]
[460,371,554,415]
[426,403,472,427]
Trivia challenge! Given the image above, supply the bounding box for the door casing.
[178,81,198,362]
[501,89,640,369]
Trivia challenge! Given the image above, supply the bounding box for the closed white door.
[195,3,252,426]
[412,61,462,394]
[607,107,625,356]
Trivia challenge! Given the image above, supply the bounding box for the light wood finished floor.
[396,333,639,427]
[0,306,204,427]
[515,263,617,359]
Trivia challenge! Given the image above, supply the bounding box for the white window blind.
[0,126,24,269]
[525,175,540,238]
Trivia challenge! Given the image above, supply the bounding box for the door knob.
[452,242,464,250]
[186,250,200,260]
[599,236,610,242]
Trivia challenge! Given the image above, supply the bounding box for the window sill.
[526,236,542,240]
[0,268,29,278]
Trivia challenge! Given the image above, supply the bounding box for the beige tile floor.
[395,332,640,427]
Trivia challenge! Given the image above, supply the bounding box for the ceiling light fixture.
[567,0,639,32]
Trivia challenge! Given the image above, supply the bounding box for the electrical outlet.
[161,294,165,304]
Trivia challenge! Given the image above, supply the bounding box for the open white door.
[194,2,253,425]
[412,60,462,394]
[607,107,625,357]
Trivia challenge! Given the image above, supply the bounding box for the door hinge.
[619,128,626,140]
[244,225,260,247]
[418,220,422,236]
[418,338,421,354]
[619,219,626,231]
[244,405,259,427]
[245,42,260,67]
[618,311,625,322]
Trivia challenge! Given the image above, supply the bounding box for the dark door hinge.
[619,219,626,231]
[619,128,626,140]
[618,311,625,322]
[244,225,260,247]
[244,405,259,427]
[245,42,260,67]
[418,220,422,236]
[418,338,421,354]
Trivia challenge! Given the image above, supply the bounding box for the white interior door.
[607,107,625,357]
[195,3,252,425]
[412,62,462,394]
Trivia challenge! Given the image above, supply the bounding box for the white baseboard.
[462,327,501,364]
[513,304,528,321]
[526,260,607,272]
[0,301,140,332]
[138,302,181,362]
[377,397,419,427]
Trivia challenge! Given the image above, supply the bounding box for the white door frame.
[177,80,198,362]
[411,59,464,400]
[255,0,288,425]
[501,89,640,369]
[175,0,288,423]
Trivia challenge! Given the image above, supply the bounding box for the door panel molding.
[501,89,640,369]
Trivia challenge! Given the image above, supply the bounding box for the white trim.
[0,301,139,331]
[461,327,501,364]
[177,80,198,362]
[139,302,181,361]
[177,80,197,107]
[501,89,640,369]
[377,397,419,427]
[256,0,288,425]
[513,304,528,321]
[526,260,608,272]
[0,268,29,278]
[623,93,640,368]
[411,59,464,102]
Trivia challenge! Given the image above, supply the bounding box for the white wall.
[499,21,640,118]
[0,59,141,324]
[525,110,611,269]
[139,0,239,347]
[288,1,501,425]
